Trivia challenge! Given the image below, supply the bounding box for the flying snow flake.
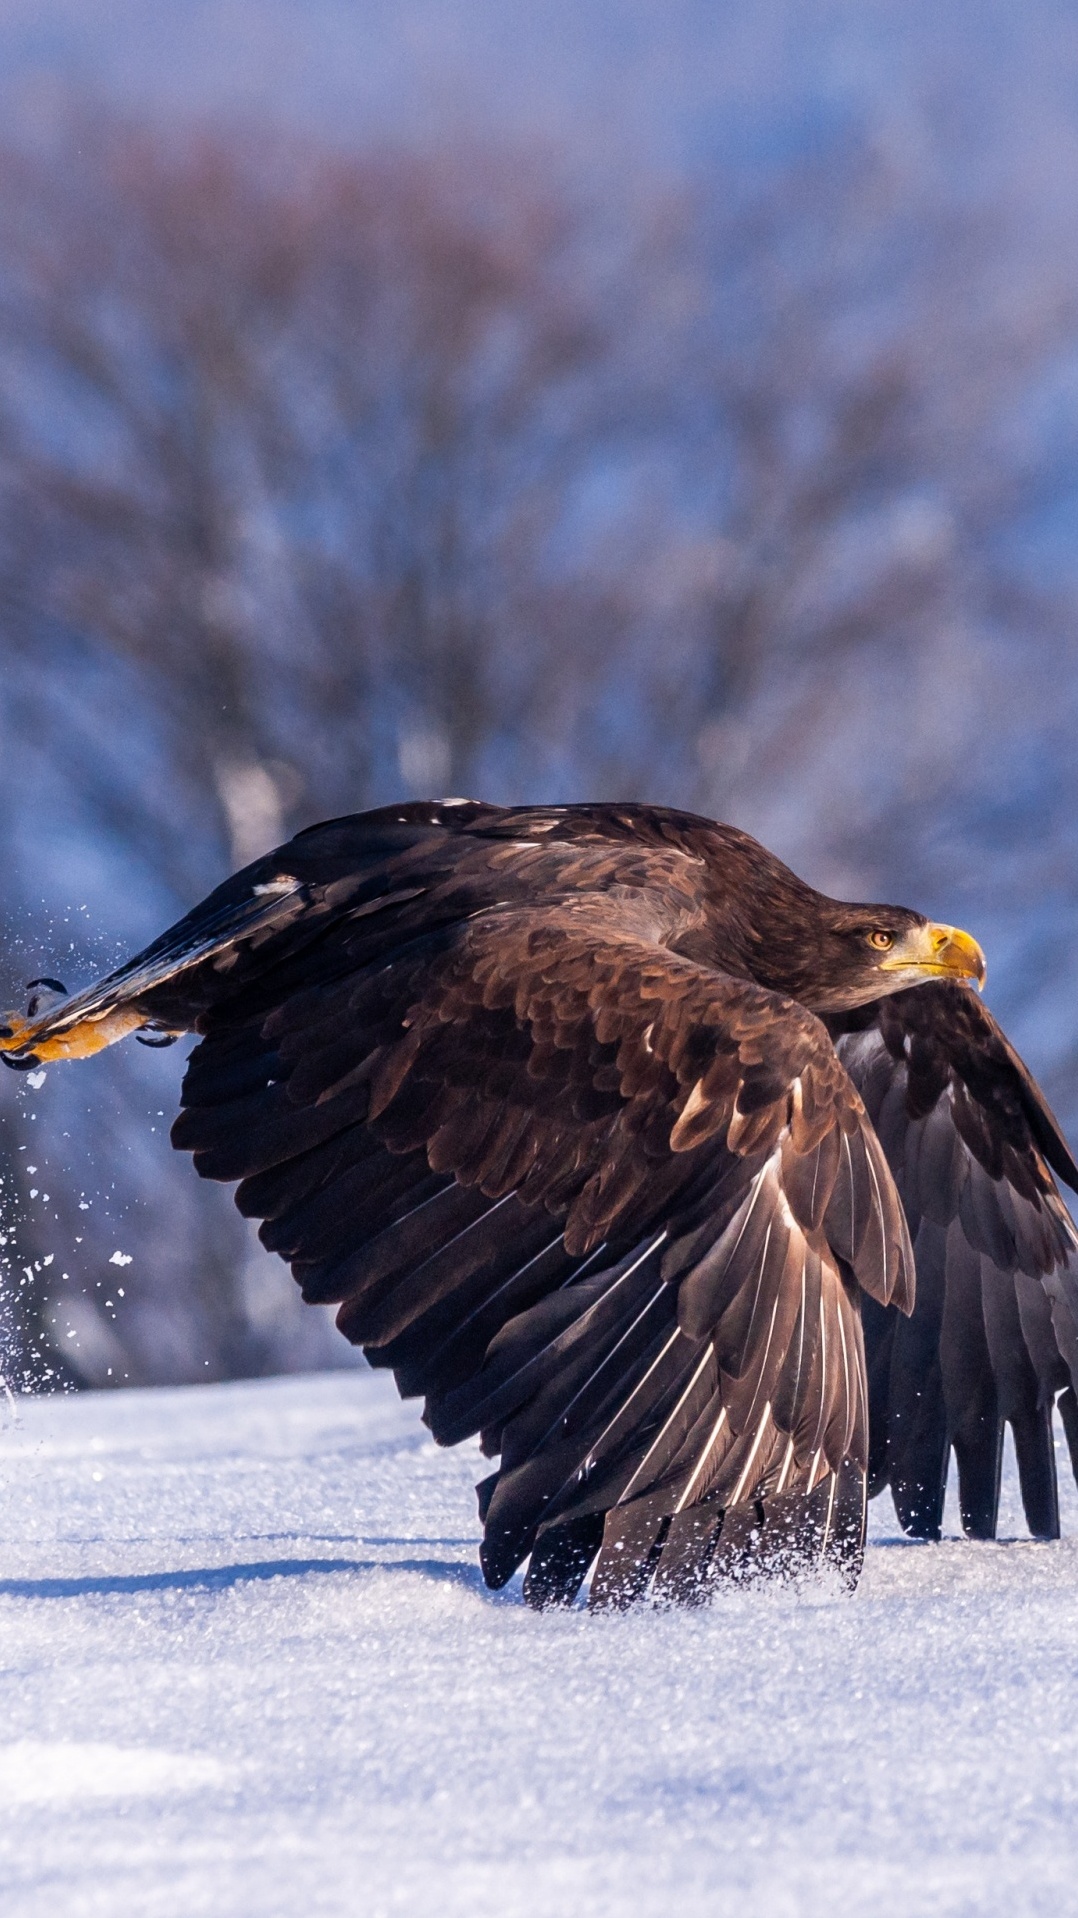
[108,1251,133,1267]
[25,1070,47,1089]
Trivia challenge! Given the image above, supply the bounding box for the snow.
[2,1372,1078,1918]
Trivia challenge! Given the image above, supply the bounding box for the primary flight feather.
[3,800,1076,1605]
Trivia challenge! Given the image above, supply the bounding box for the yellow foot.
[0,1007,146,1063]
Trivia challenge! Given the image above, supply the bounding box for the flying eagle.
[3,801,1077,1607]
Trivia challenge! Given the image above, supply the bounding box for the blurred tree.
[0,128,611,879]
[1,113,1077,1388]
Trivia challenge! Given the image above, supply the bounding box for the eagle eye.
[866,929,895,952]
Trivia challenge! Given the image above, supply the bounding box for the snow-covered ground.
[1,1373,1077,1918]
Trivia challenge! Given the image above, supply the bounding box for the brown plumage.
[3,800,1076,1605]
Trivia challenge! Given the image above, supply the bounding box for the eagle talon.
[2,1051,41,1071]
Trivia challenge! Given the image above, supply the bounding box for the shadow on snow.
[0,1555,511,1601]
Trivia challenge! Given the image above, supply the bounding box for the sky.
[1,0,1075,188]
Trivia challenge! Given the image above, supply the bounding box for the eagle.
[3,801,1077,1608]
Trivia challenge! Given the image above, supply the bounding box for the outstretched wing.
[832,983,1078,1541]
[3,803,913,1604]
[168,817,914,1603]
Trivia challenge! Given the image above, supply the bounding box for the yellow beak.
[879,921,986,990]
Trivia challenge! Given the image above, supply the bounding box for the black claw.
[26,974,68,1020]
[0,1024,12,1038]
[2,1051,40,1071]
[26,978,70,1019]
[136,1032,180,1048]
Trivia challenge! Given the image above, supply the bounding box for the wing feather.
[835,982,1078,1541]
